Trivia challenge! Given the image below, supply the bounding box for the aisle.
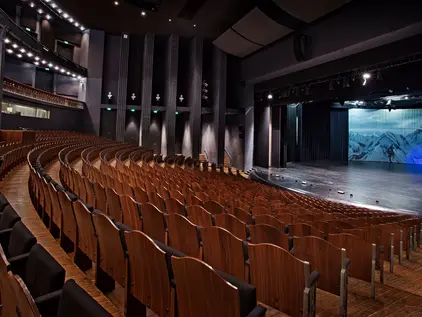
[0,164,123,317]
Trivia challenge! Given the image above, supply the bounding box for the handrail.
[0,8,87,76]
[3,77,84,109]
[224,149,233,163]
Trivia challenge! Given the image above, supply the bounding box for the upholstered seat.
[0,205,21,231]
[0,193,9,213]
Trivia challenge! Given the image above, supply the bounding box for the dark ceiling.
[47,0,255,38]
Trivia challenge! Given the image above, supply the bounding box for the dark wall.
[4,56,35,86]
[330,108,349,161]
[177,38,189,106]
[225,114,244,169]
[152,36,166,105]
[56,74,79,98]
[124,110,141,145]
[226,55,242,109]
[127,35,144,105]
[35,68,54,92]
[100,109,117,140]
[2,97,84,131]
[300,102,331,162]
[150,112,162,154]
[101,34,120,104]
[254,105,270,168]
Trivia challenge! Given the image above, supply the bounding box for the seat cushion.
[8,221,37,258]
[25,244,65,298]
[57,279,112,317]
[0,194,9,213]
[217,269,257,317]
[0,205,21,231]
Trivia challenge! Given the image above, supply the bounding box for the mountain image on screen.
[348,109,422,164]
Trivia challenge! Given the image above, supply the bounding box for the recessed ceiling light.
[72,74,76,77]
[66,71,70,75]
[20,48,26,53]
[48,63,53,67]
[63,13,69,18]
[77,76,82,79]
[69,18,74,23]
[193,24,196,27]
[57,8,62,13]
[45,0,51,2]
[51,3,57,8]
[141,11,146,16]
[38,9,43,14]
[4,38,10,43]
[80,26,85,31]
[6,49,13,54]
[74,22,79,27]
[114,1,119,5]
[54,66,59,70]
[30,2,35,7]
[34,61,39,65]
[17,54,22,58]
[12,44,18,49]
[41,60,46,64]
[168,18,172,22]
[45,14,51,20]
[27,52,33,57]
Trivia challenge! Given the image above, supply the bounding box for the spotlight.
[362,72,371,86]
[267,93,273,100]
[141,11,146,16]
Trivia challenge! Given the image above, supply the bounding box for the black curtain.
[330,108,349,162]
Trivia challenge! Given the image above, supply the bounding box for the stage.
[252,161,422,214]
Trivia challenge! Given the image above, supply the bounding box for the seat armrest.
[35,290,62,317]
[9,252,30,278]
[246,305,267,317]
[306,271,320,288]
[0,228,13,249]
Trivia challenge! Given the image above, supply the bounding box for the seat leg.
[50,222,60,239]
[74,247,92,271]
[60,234,74,254]
[96,266,115,293]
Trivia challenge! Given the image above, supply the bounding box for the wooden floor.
[3,160,422,317]
[0,163,123,316]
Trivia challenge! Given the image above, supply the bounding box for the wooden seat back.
[124,230,173,317]
[105,188,122,223]
[293,236,346,297]
[171,256,241,317]
[149,192,166,211]
[249,224,289,250]
[121,196,142,230]
[165,198,186,216]
[170,190,185,203]
[289,223,325,239]
[7,272,40,317]
[83,178,96,208]
[187,205,214,227]
[133,186,149,204]
[93,182,107,213]
[214,214,247,240]
[201,227,247,281]
[254,214,284,231]
[57,191,77,244]
[328,233,376,297]
[141,203,166,243]
[248,243,317,317]
[47,183,62,230]
[251,206,270,216]
[203,200,225,215]
[231,207,253,224]
[92,212,126,286]
[72,201,97,262]
[166,213,201,258]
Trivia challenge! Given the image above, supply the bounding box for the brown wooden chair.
[214,214,247,240]
[105,188,122,223]
[203,200,225,215]
[328,233,376,298]
[57,191,77,253]
[289,223,325,239]
[248,243,319,317]
[6,271,40,317]
[72,201,97,270]
[121,196,142,231]
[92,212,126,295]
[124,230,176,317]
[133,186,149,204]
[293,236,349,316]
[93,182,107,214]
[254,214,284,232]
[251,206,270,216]
[140,203,167,243]
[188,195,203,207]
[186,205,214,227]
[201,226,248,281]
[170,190,185,204]
[46,183,62,237]
[172,256,266,317]
[165,213,201,258]
[83,178,96,208]
[230,207,253,225]
[149,192,166,212]
[165,198,186,216]
[248,224,289,250]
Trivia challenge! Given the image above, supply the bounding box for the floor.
[253,161,422,214]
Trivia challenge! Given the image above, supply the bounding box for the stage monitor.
[123,0,163,11]
[349,108,422,165]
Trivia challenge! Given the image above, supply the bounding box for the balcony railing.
[3,77,84,110]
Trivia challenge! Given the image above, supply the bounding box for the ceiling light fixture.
[34,61,39,65]
[25,28,31,32]
[12,43,18,49]
[114,1,119,5]
[30,2,35,7]
[168,18,172,22]
[27,52,33,57]
[193,24,196,27]
[4,38,10,43]
[6,49,13,54]
[267,93,273,100]
[141,11,146,16]
[17,54,22,58]
[362,72,371,86]
[35,56,40,61]
[63,13,69,18]
[51,3,57,8]
[20,48,26,53]
[45,14,51,20]
[41,60,46,64]
[48,63,53,67]
[38,9,43,14]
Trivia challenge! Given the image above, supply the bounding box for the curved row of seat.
[1,130,421,317]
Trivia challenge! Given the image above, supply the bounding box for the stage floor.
[253,161,422,214]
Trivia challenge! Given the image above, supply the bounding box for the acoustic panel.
[213,29,261,58]
[273,0,351,23]
[233,8,292,46]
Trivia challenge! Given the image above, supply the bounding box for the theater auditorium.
[0,0,421,316]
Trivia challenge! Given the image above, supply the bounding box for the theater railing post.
[399,230,403,264]
[390,233,394,273]
[371,243,376,299]
[339,248,348,317]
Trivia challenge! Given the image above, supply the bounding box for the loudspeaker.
[293,33,312,62]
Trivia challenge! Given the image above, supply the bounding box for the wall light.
[107,108,112,111]
[362,72,371,86]
[153,110,159,114]
[141,11,146,16]
[267,93,273,100]
[131,109,135,112]
[25,28,31,32]
[175,111,179,115]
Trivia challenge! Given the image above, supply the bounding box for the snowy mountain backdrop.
[349,109,422,164]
